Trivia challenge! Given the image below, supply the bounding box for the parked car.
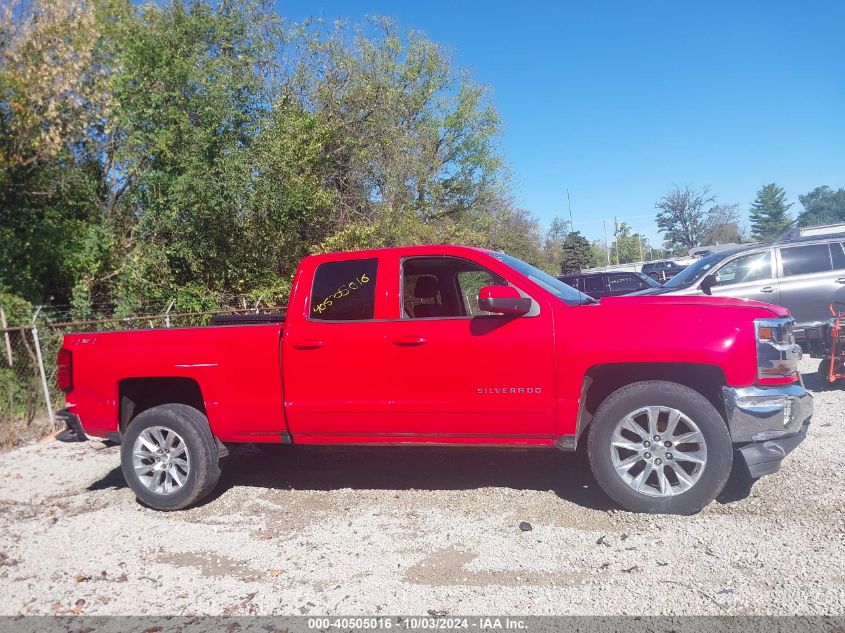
[630,233,845,352]
[56,244,811,515]
[558,271,662,298]
[642,260,687,281]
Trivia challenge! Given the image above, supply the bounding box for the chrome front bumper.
[722,383,813,443]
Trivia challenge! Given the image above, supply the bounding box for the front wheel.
[587,381,732,514]
[121,404,221,511]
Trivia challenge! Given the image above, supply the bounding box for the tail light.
[755,318,801,385]
[57,348,73,392]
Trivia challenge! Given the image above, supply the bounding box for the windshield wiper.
[577,295,599,305]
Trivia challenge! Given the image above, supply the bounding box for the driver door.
[386,256,556,439]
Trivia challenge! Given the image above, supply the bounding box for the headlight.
[755,318,801,384]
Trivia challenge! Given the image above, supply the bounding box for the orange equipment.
[820,301,845,384]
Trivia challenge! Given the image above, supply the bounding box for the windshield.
[662,252,727,288]
[489,252,594,306]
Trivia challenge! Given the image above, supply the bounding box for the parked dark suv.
[630,233,845,351]
[641,260,687,281]
[558,271,661,299]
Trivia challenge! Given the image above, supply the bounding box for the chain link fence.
[0,302,285,447]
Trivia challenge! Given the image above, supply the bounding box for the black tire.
[816,357,832,384]
[649,272,660,281]
[587,381,732,515]
[121,404,221,511]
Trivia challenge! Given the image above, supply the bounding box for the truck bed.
[62,323,286,442]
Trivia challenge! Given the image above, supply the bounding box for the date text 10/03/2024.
[306,617,528,630]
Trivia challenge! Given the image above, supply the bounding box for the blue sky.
[277,1,845,245]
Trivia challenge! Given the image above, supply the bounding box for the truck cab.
[282,246,581,442]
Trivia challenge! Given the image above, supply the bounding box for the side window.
[607,273,641,293]
[310,258,378,321]
[715,251,772,286]
[457,270,508,316]
[583,275,604,293]
[402,257,508,319]
[831,242,845,270]
[780,244,833,277]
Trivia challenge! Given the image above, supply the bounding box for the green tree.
[590,240,609,265]
[749,183,792,240]
[98,0,284,311]
[656,186,714,253]
[484,205,543,267]
[540,217,570,272]
[609,221,651,264]
[559,231,595,274]
[292,17,506,248]
[797,186,845,227]
[0,0,108,304]
[702,203,743,245]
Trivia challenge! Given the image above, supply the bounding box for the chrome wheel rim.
[610,406,707,497]
[132,426,190,495]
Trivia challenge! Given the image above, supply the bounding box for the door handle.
[836,278,845,284]
[760,286,776,293]
[391,335,427,347]
[292,339,324,350]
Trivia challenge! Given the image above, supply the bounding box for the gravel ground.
[0,356,843,616]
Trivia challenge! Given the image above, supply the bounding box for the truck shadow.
[217,445,617,510]
[89,444,758,511]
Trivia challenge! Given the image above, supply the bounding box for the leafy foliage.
[749,183,792,241]
[0,0,546,316]
[559,231,596,274]
[702,204,743,245]
[797,186,845,227]
[655,186,715,253]
[609,221,653,264]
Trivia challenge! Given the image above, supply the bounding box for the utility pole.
[566,189,574,234]
[614,216,620,265]
[603,220,611,266]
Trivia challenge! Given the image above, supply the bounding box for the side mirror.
[701,274,718,295]
[478,285,532,316]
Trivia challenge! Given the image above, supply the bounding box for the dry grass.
[0,415,57,451]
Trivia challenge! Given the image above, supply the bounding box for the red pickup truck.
[56,245,812,514]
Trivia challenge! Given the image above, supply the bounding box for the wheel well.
[580,363,728,436]
[118,377,207,432]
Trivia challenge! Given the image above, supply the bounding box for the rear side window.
[310,258,378,321]
[607,273,642,293]
[780,244,833,277]
[584,275,604,292]
[831,242,845,270]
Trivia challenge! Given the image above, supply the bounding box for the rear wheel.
[121,404,221,511]
[587,381,732,514]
